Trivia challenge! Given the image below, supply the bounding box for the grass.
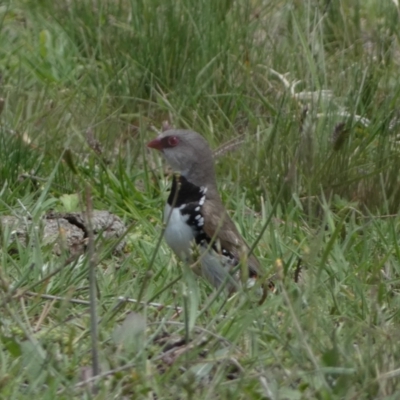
[1,0,400,398]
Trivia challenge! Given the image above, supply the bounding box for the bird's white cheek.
[164,204,194,261]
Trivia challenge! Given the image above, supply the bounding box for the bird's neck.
[183,165,217,192]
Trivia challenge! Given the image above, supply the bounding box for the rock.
[0,211,126,255]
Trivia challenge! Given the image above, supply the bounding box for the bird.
[147,129,264,293]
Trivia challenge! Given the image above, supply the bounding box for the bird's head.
[147,129,216,188]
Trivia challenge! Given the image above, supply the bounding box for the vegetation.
[1,0,400,398]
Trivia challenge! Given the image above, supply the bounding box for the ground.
[0,0,400,398]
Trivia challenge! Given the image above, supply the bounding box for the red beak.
[147,137,163,151]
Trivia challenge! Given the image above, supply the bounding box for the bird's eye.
[167,136,179,147]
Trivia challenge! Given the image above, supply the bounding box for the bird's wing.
[201,197,261,277]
